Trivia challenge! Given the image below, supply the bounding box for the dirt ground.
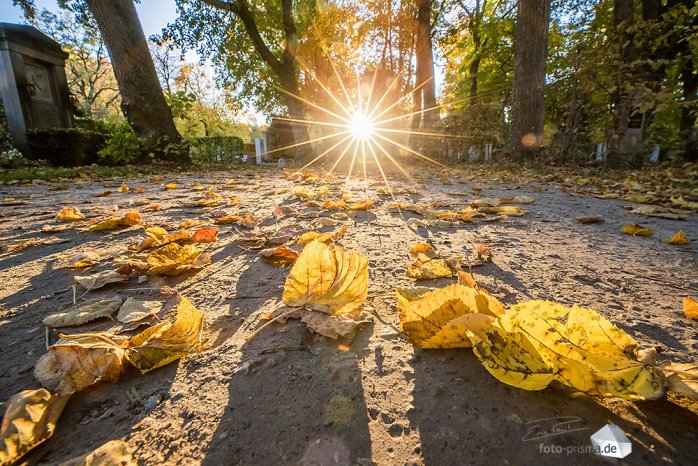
[0,164,696,466]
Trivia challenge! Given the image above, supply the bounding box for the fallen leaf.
[125,294,204,372]
[43,295,122,327]
[661,362,698,397]
[56,206,85,221]
[621,224,652,237]
[665,230,690,245]
[475,300,664,399]
[117,297,162,323]
[476,245,493,262]
[684,297,698,320]
[191,227,218,243]
[75,270,128,290]
[87,211,142,232]
[631,205,687,220]
[35,333,128,395]
[300,301,372,339]
[670,195,698,210]
[260,245,299,266]
[282,240,368,314]
[397,284,503,348]
[0,389,70,465]
[146,243,211,276]
[118,182,129,193]
[58,440,135,466]
[406,243,453,280]
[3,236,70,253]
[576,215,604,224]
[297,231,321,245]
[164,183,177,190]
[347,199,375,210]
[471,198,500,208]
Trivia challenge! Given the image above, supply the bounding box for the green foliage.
[190,136,244,163]
[96,118,141,165]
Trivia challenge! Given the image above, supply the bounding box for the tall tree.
[185,0,310,159]
[15,0,189,163]
[84,0,188,163]
[413,0,440,129]
[508,0,550,157]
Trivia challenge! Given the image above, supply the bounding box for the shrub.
[190,136,243,163]
[26,128,106,166]
[96,119,140,165]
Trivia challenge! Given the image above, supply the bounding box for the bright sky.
[0,0,178,38]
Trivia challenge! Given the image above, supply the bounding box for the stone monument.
[0,23,73,152]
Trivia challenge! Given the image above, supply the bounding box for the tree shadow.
[198,260,374,465]
[408,349,698,465]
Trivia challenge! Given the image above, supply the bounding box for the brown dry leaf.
[117,297,162,323]
[397,284,503,348]
[576,215,605,224]
[75,270,128,290]
[3,236,70,253]
[43,295,122,328]
[630,205,687,220]
[34,333,128,395]
[347,199,375,210]
[260,245,299,266]
[471,198,500,208]
[511,196,535,204]
[191,227,218,243]
[323,199,348,211]
[684,297,698,320]
[0,388,70,465]
[621,224,652,237]
[42,224,71,233]
[87,211,142,232]
[56,206,85,221]
[476,245,493,262]
[665,230,691,245]
[282,240,368,314]
[125,294,204,372]
[146,243,211,276]
[299,301,372,339]
[58,440,135,466]
[273,206,297,218]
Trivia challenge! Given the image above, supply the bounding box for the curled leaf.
[56,206,85,221]
[621,224,652,237]
[282,240,368,314]
[397,284,503,348]
[146,243,211,276]
[260,245,299,266]
[0,389,70,465]
[34,333,128,395]
[125,294,204,372]
[87,211,141,232]
[43,295,122,327]
[665,230,690,245]
[58,440,135,466]
[75,270,128,291]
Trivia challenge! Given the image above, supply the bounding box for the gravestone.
[0,23,72,153]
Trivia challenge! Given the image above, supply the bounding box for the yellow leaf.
[406,245,453,280]
[300,301,372,339]
[621,224,652,237]
[42,295,122,327]
[496,206,526,216]
[684,297,698,320]
[164,183,177,190]
[670,195,698,210]
[0,389,70,465]
[494,301,663,399]
[118,182,129,193]
[56,206,85,221]
[297,231,320,245]
[125,294,204,372]
[347,199,375,210]
[146,243,211,276]
[661,362,698,397]
[34,333,128,395]
[87,211,141,231]
[323,199,349,210]
[665,230,691,245]
[282,240,368,314]
[409,242,435,258]
[397,284,503,348]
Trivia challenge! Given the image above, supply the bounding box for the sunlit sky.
[0,0,445,125]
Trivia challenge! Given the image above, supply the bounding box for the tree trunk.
[509,0,550,158]
[85,0,188,164]
[415,0,439,128]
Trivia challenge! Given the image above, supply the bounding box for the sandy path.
[0,166,696,465]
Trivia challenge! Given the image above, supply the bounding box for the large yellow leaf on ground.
[34,333,128,395]
[0,389,70,466]
[499,301,663,399]
[125,295,204,372]
[397,284,504,348]
[282,240,368,314]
